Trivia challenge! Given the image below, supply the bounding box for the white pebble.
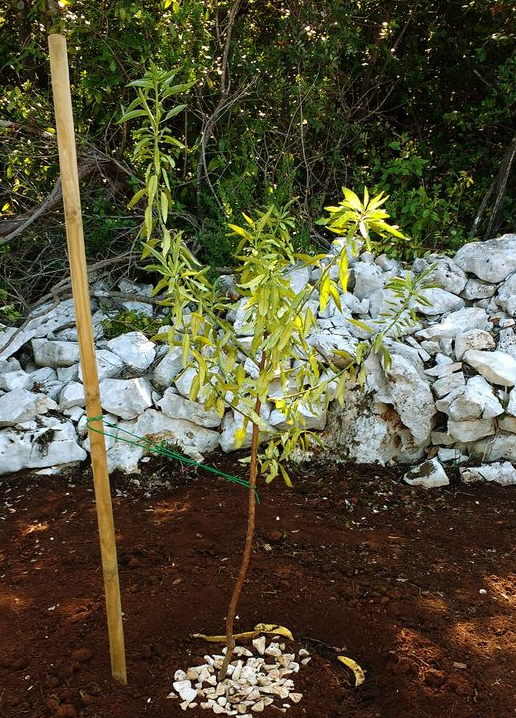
[234,646,253,657]
[290,692,303,703]
[175,669,187,681]
[252,636,266,655]
[232,660,243,682]
[266,649,281,658]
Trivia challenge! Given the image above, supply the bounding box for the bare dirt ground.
[1,456,516,718]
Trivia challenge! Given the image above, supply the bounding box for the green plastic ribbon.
[86,416,259,502]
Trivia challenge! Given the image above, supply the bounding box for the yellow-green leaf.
[228,223,251,239]
[127,187,147,209]
[342,187,363,211]
[320,273,330,312]
[338,249,349,292]
[189,374,200,401]
[234,426,247,449]
[337,655,365,687]
[182,332,190,365]
[329,284,342,312]
[236,363,245,387]
[279,464,293,488]
[216,397,225,418]
[160,190,168,224]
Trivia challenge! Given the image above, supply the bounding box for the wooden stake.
[48,33,127,685]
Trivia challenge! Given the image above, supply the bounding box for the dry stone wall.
[2,235,516,487]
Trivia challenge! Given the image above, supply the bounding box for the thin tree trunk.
[218,352,266,681]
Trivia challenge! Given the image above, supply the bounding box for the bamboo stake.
[48,33,127,685]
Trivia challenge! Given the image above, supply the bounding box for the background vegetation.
[1,0,515,318]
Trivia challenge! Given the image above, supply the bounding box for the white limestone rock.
[63,405,85,422]
[461,278,496,301]
[0,428,32,474]
[463,349,516,387]
[376,253,400,273]
[0,357,21,373]
[158,389,222,428]
[0,299,80,360]
[471,433,516,462]
[78,349,124,381]
[420,340,441,355]
[454,330,495,361]
[414,255,467,294]
[285,266,311,295]
[307,330,357,368]
[326,388,425,465]
[219,408,273,453]
[175,367,209,400]
[0,369,34,392]
[353,262,385,299]
[32,338,80,368]
[437,448,468,464]
[384,354,436,445]
[29,367,62,398]
[404,336,431,362]
[495,272,516,317]
[58,381,85,410]
[383,339,426,379]
[461,462,516,486]
[417,307,491,341]
[57,364,79,383]
[0,416,87,475]
[233,298,255,336]
[507,388,516,417]
[153,347,184,388]
[269,398,327,431]
[448,418,495,442]
[436,376,503,421]
[431,431,456,446]
[431,372,465,399]
[454,235,516,283]
[415,287,464,316]
[340,293,370,316]
[55,309,105,341]
[29,416,87,469]
[118,278,154,317]
[106,331,156,372]
[100,377,153,419]
[102,409,220,472]
[136,409,220,461]
[498,328,516,360]
[498,416,516,433]
[35,396,60,415]
[404,458,449,488]
[0,389,38,427]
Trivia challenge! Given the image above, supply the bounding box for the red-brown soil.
[1,456,516,718]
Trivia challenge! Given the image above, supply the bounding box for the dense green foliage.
[1,0,515,308]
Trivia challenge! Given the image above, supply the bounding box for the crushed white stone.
[168,640,309,714]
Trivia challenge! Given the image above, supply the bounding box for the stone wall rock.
[2,233,516,485]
